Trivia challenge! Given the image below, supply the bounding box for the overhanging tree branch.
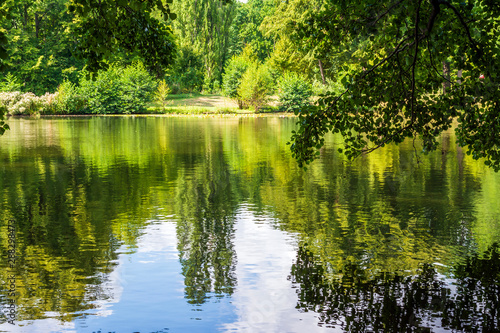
[439,0,480,53]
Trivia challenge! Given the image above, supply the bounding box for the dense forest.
[0,0,324,115]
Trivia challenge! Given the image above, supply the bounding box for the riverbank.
[144,93,281,115]
[8,113,297,119]
[2,93,287,116]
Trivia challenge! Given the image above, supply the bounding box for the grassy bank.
[1,91,285,116]
[145,94,280,115]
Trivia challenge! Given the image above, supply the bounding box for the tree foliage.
[2,0,85,95]
[0,0,9,72]
[238,62,273,112]
[67,0,176,76]
[277,72,312,113]
[171,0,236,91]
[285,0,500,171]
[228,0,275,61]
[79,62,156,114]
[261,0,335,84]
[222,46,256,108]
[167,45,205,93]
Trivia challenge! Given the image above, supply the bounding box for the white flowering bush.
[39,92,59,114]
[0,91,23,114]
[0,91,59,115]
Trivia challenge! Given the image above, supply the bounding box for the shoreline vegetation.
[0,91,295,117]
[8,113,297,117]
[0,62,311,116]
[2,93,296,117]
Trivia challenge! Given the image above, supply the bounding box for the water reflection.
[291,242,500,332]
[175,158,238,303]
[0,117,499,332]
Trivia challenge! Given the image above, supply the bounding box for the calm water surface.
[0,116,499,332]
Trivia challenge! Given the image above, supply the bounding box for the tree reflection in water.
[174,151,239,304]
[291,243,500,332]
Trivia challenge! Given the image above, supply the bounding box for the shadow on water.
[291,242,500,332]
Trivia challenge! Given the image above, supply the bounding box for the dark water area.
[0,116,499,332]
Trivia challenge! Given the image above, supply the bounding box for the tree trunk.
[442,61,450,94]
[318,59,326,85]
[23,5,29,28]
[35,13,41,39]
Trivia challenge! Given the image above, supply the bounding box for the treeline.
[0,0,340,114]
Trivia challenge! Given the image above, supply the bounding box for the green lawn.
[147,94,280,114]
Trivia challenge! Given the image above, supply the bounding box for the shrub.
[0,91,22,114]
[119,62,157,113]
[53,81,87,114]
[39,92,59,114]
[155,80,171,110]
[79,62,156,114]
[277,72,312,113]
[222,55,251,109]
[0,73,23,92]
[79,67,122,114]
[0,91,45,115]
[238,63,273,112]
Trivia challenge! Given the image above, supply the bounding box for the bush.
[0,90,72,115]
[0,91,45,115]
[222,55,251,109]
[277,72,312,113]
[79,62,156,114]
[39,92,59,114]
[0,73,23,92]
[0,62,157,115]
[53,81,87,114]
[238,63,273,112]
[155,80,171,110]
[119,62,157,114]
[222,46,259,109]
[79,68,122,114]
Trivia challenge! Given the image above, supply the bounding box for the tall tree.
[0,0,8,72]
[67,0,176,76]
[1,0,84,94]
[0,0,11,135]
[228,0,275,61]
[286,0,500,171]
[171,0,236,90]
[261,0,335,83]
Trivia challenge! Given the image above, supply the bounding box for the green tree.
[0,0,11,72]
[238,62,273,112]
[261,0,334,84]
[67,0,176,76]
[277,72,312,113]
[170,0,236,91]
[0,0,85,94]
[284,0,500,171]
[167,44,205,93]
[228,0,275,61]
[222,46,256,108]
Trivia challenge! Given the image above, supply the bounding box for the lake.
[0,116,499,332]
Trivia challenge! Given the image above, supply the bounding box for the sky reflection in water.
[0,117,499,332]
